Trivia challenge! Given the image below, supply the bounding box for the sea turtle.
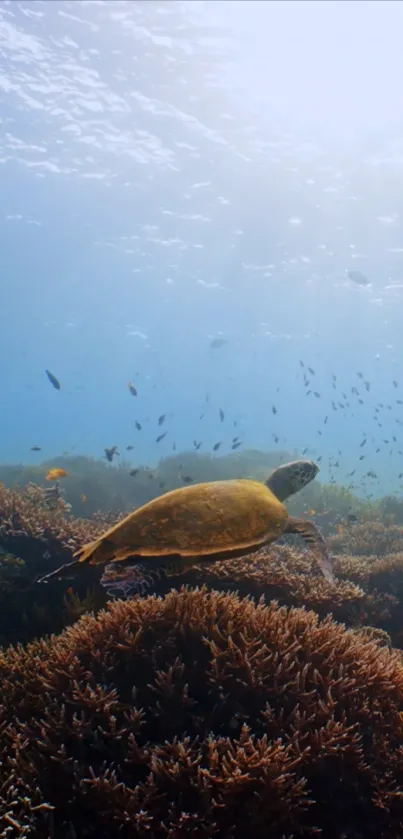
[38,459,333,588]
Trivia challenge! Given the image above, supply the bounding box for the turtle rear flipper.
[37,537,117,583]
[283,516,333,582]
[37,557,82,584]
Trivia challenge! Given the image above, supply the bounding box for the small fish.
[46,468,68,481]
[393,380,399,388]
[272,405,277,415]
[30,446,41,451]
[126,445,134,451]
[129,469,138,477]
[158,414,166,426]
[45,369,61,390]
[231,441,242,450]
[213,441,221,451]
[307,509,316,516]
[180,475,194,484]
[104,446,119,462]
[128,382,137,397]
[135,421,142,431]
[156,432,167,443]
[346,269,371,287]
[347,513,358,523]
[308,367,315,375]
[80,494,87,503]
[219,408,225,422]
[210,338,228,349]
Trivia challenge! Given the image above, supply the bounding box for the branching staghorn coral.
[1,588,403,838]
[0,482,103,545]
[0,483,107,577]
[329,521,403,557]
[187,545,366,624]
[185,547,403,643]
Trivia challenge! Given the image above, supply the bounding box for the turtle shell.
[75,479,288,567]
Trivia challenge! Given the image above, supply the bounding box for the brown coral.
[329,521,403,557]
[0,483,107,579]
[0,482,103,545]
[1,587,403,838]
[187,544,365,622]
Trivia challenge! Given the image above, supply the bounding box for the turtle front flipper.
[283,516,333,582]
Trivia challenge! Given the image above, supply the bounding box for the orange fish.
[336,524,344,535]
[81,494,87,503]
[66,586,74,597]
[45,468,68,481]
[307,509,316,516]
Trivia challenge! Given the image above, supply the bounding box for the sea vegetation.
[2,452,403,835]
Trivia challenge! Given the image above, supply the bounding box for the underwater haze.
[2,0,403,497]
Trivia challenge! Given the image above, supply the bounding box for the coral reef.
[3,474,403,646]
[186,545,366,622]
[0,484,109,644]
[2,588,403,838]
[184,546,403,647]
[0,482,105,570]
[329,521,403,557]
[3,460,403,835]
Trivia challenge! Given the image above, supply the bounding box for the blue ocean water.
[2,0,403,496]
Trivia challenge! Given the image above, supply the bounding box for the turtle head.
[266,459,319,502]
